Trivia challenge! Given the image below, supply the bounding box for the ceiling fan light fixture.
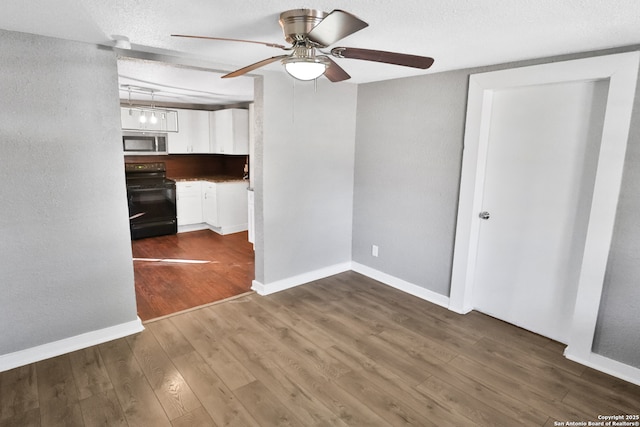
[174,8,434,82]
[283,57,329,81]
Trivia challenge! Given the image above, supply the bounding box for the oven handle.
[128,187,174,192]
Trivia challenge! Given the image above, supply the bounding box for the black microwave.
[122,132,168,155]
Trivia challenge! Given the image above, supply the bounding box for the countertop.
[171,175,247,183]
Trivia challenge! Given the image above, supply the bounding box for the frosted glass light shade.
[284,59,327,81]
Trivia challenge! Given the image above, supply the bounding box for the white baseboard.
[565,347,640,387]
[351,262,450,309]
[0,318,144,373]
[215,223,248,235]
[252,261,450,307]
[177,223,209,233]
[252,262,352,295]
[178,223,248,236]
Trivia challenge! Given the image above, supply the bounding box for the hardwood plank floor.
[1,271,639,426]
[131,230,254,321]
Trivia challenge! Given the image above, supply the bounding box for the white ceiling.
[2,1,640,105]
[117,58,254,106]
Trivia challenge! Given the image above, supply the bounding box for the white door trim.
[449,52,639,362]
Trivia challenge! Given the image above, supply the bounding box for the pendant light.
[149,91,158,124]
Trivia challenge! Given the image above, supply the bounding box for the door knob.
[479,211,490,220]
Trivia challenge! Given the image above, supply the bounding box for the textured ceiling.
[2,1,640,104]
[117,58,254,106]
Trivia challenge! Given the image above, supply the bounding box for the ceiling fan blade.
[222,55,290,78]
[331,47,434,69]
[323,57,351,82]
[307,10,368,47]
[171,34,288,50]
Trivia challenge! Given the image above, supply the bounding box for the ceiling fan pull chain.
[292,79,296,123]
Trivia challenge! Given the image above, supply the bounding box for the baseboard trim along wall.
[252,262,352,295]
[351,262,451,309]
[177,223,248,235]
[0,318,144,373]
[565,347,640,387]
[252,261,450,310]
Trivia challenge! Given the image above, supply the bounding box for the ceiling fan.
[172,9,434,82]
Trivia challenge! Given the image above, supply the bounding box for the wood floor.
[131,230,254,321]
[1,272,639,426]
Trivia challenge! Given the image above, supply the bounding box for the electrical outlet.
[372,245,379,257]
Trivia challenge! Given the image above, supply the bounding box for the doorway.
[116,55,260,321]
[131,230,254,321]
[471,79,607,343]
[449,52,639,359]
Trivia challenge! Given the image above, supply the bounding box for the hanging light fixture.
[120,84,178,131]
[127,87,134,117]
[149,91,158,124]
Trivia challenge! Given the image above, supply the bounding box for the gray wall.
[0,30,138,355]
[592,59,640,368]
[352,71,467,295]
[259,73,357,284]
[353,47,640,368]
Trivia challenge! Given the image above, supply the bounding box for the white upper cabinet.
[121,106,250,156]
[168,109,211,154]
[120,107,178,132]
[209,108,249,155]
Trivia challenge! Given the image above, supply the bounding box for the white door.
[472,80,607,343]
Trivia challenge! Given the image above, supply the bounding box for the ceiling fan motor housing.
[279,9,327,44]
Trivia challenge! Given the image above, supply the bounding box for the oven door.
[127,184,177,239]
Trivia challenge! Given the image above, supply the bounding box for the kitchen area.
[119,58,256,320]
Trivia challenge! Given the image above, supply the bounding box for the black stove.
[125,162,177,240]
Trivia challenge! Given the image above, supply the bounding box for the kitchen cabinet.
[203,181,248,234]
[121,107,178,132]
[209,108,249,155]
[169,109,210,153]
[176,180,248,234]
[176,181,203,226]
[202,182,218,226]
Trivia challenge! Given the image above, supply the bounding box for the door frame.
[448,52,639,362]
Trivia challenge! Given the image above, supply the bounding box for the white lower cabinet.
[202,182,219,226]
[215,182,248,232]
[176,180,248,234]
[176,181,203,226]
